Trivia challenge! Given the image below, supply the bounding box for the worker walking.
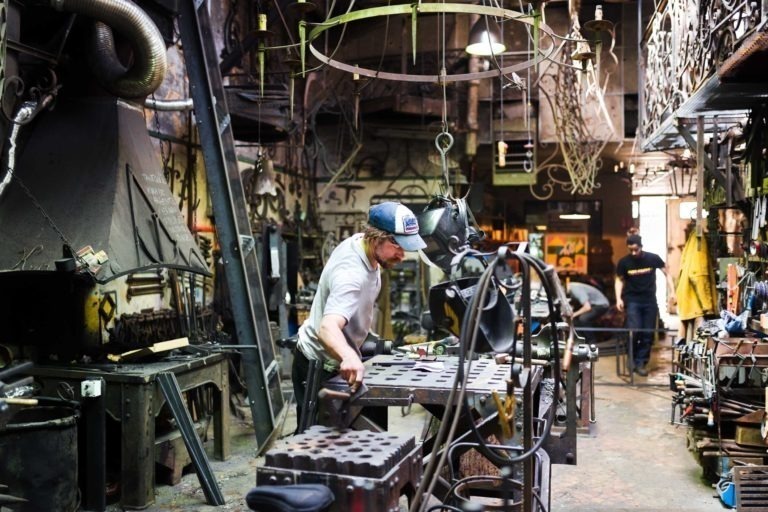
[615,233,676,376]
[291,201,426,427]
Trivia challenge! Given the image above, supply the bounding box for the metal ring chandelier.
[300,3,558,83]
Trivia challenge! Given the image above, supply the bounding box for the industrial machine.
[0,2,282,509]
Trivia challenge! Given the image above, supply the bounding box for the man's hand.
[318,314,365,390]
[339,355,365,391]
[616,297,624,312]
[668,293,678,311]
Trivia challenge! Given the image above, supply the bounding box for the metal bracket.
[239,234,255,256]
[157,372,225,506]
[676,118,722,187]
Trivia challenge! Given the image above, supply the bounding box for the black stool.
[246,484,334,512]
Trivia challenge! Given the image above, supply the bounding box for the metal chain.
[7,168,91,272]
[3,98,92,273]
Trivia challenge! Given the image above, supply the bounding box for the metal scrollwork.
[534,21,612,197]
[642,0,763,143]
[529,142,604,199]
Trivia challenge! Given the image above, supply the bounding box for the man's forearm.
[665,271,676,296]
[573,303,591,318]
[318,316,360,363]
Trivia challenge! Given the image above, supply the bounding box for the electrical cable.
[414,246,568,510]
[457,249,562,468]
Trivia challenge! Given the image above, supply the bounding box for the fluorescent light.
[559,213,591,220]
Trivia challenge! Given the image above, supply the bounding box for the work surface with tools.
[316,353,544,433]
[116,350,720,511]
[324,353,541,401]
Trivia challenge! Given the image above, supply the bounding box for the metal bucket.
[0,405,79,511]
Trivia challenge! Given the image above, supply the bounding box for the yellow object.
[675,233,717,321]
[403,334,427,345]
[491,389,516,439]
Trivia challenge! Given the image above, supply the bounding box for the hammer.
[317,383,368,427]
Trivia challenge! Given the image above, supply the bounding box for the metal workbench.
[31,352,230,509]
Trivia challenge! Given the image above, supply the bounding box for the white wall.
[638,196,669,314]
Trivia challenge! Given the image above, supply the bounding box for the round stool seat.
[246,484,334,512]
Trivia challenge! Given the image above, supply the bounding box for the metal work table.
[31,352,230,510]
[320,353,544,438]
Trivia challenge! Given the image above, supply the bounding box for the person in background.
[292,201,426,427]
[615,233,676,376]
[567,280,610,344]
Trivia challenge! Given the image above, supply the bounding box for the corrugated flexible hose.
[51,0,167,98]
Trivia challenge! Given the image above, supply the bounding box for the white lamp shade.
[466,18,506,56]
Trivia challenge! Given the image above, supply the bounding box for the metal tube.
[52,0,167,98]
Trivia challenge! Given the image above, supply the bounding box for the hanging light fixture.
[558,202,592,220]
[466,17,506,56]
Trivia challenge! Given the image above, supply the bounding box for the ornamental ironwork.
[641,0,762,144]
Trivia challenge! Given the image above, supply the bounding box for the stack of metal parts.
[257,426,422,512]
[671,326,768,486]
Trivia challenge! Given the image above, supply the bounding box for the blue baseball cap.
[368,202,427,251]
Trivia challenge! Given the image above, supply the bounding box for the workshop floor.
[124,340,725,512]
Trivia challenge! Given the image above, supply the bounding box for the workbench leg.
[121,382,155,509]
[213,358,230,461]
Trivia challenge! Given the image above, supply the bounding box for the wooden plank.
[107,337,189,363]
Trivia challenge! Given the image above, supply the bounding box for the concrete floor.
[122,342,725,512]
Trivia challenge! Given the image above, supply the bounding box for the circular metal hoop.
[304,3,557,83]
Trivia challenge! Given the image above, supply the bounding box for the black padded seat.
[246,484,334,512]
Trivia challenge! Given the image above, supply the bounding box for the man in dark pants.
[567,281,610,344]
[615,234,676,376]
[291,201,426,428]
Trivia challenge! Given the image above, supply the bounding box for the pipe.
[466,54,480,157]
[0,95,55,200]
[51,0,167,98]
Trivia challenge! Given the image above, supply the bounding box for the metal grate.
[735,465,768,511]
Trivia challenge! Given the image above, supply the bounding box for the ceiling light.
[559,212,591,220]
[466,18,506,56]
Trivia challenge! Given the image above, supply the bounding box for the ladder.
[178,0,284,449]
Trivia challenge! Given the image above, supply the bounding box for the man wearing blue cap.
[292,201,426,426]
